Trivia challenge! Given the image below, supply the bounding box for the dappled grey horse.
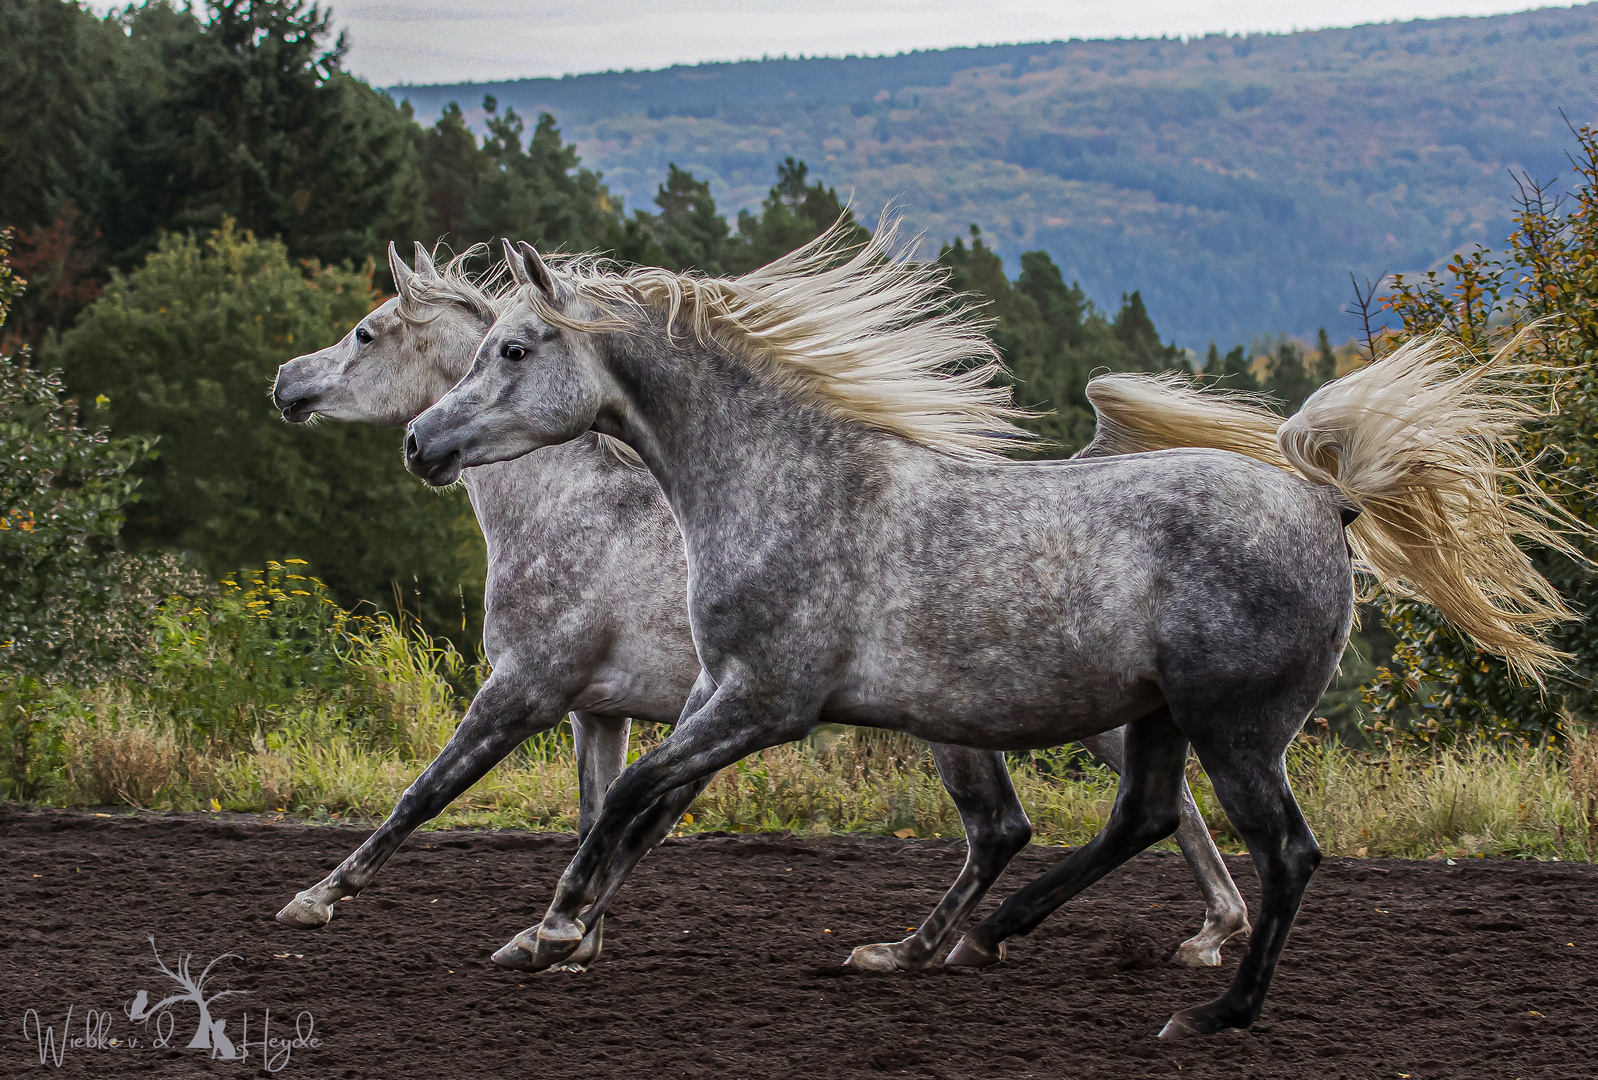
[403,225,1580,1035]
[268,243,1249,969]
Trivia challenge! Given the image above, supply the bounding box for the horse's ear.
[388,242,418,298]
[516,241,557,299]
[502,238,532,287]
[412,242,438,279]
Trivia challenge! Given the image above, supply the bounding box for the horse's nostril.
[405,432,420,462]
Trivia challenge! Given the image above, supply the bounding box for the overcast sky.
[86,1,1583,86]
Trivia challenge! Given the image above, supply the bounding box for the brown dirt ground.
[2,804,1595,1079]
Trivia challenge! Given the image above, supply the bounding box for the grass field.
[9,574,1595,863]
[38,690,1598,863]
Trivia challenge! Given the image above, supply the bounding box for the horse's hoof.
[1170,939,1222,968]
[491,932,544,971]
[492,918,585,972]
[275,893,332,929]
[845,943,907,972]
[1158,1002,1245,1039]
[944,936,1005,969]
[561,921,604,970]
[1171,915,1250,968]
[1158,1010,1209,1040]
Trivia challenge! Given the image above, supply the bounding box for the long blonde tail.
[1083,334,1589,681]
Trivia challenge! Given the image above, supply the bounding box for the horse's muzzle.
[271,372,316,423]
[405,430,462,487]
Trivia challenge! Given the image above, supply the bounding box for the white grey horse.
[268,243,1250,968]
[402,225,1581,1036]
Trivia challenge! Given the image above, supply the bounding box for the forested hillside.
[394,5,1598,347]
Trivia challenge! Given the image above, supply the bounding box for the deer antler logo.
[123,935,250,1058]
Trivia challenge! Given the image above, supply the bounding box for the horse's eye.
[504,344,527,362]
[355,327,373,345]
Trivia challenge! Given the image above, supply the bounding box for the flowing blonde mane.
[394,244,509,326]
[513,218,1035,460]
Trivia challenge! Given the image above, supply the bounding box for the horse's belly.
[826,655,1163,750]
[570,658,696,724]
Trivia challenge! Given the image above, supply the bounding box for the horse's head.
[272,243,491,427]
[405,241,613,487]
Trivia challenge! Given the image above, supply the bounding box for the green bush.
[46,221,482,644]
[0,228,156,678]
[132,561,474,754]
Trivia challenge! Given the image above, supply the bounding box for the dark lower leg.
[495,686,807,970]
[494,776,716,972]
[1161,755,1320,1037]
[953,709,1189,961]
[583,774,716,918]
[278,681,557,926]
[848,745,1031,971]
[1080,729,1249,966]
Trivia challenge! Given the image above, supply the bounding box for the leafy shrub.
[45,221,482,645]
[138,561,471,751]
[0,227,162,678]
[0,227,209,797]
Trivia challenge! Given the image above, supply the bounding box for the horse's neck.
[460,435,621,545]
[430,316,488,385]
[461,452,559,550]
[604,336,876,537]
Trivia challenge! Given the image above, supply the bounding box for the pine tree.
[648,164,733,274]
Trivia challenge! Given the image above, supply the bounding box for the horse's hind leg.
[846,745,1032,972]
[276,674,562,929]
[946,706,1189,968]
[1080,729,1250,967]
[1158,738,1320,1038]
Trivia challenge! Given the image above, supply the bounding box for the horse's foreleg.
[846,745,1031,972]
[551,771,719,968]
[1080,728,1250,967]
[1158,741,1320,1039]
[492,678,807,972]
[571,711,631,840]
[541,710,633,972]
[946,707,1189,968]
[276,674,559,929]
[547,773,717,973]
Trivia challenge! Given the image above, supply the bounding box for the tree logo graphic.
[123,935,249,1058]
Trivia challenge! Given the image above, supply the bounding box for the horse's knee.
[1294,836,1323,877]
[1120,805,1181,851]
[995,811,1032,859]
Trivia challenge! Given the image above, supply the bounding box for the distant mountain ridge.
[393,6,1598,347]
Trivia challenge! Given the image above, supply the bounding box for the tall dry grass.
[44,705,1596,861]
